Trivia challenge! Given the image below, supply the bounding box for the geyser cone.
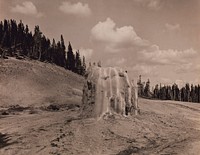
[82,66,139,118]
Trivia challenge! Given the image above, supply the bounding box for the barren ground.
[0,58,200,155]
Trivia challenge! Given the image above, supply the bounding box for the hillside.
[0,58,200,155]
[0,58,84,107]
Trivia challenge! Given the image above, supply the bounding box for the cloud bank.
[140,45,197,65]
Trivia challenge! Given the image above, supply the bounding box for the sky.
[0,0,200,87]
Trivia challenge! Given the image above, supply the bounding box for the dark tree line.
[153,83,200,103]
[137,75,200,103]
[0,19,86,76]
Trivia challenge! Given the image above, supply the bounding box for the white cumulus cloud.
[11,1,43,18]
[59,1,91,17]
[91,18,149,53]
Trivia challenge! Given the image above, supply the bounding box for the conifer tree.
[185,83,190,102]
[137,75,144,97]
[81,56,86,75]
[190,84,195,102]
[0,21,3,44]
[66,42,75,71]
[56,41,62,66]
[198,85,200,103]
[61,35,65,51]
[194,85,199,102]
[4,20,11,48]
[51,38,56,63]
[17,20,25,49]
[75,50,82,74]
[153,84,159,98]
[33,25,42,60]
[60,35,66,68]
[144,79,151,97]
[10,20,18,48]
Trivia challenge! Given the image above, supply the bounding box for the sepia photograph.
[0,0,200,154]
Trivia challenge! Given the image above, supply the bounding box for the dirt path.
[140,98,200,155]
[0,98,200,154]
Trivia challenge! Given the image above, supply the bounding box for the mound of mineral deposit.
[82,66,139,118]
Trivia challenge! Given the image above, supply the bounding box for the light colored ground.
[0,58,200,155]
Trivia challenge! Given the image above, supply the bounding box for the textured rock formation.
[82,66,139,118]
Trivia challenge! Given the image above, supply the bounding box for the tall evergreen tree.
[190,84,195,102]
[51,38,56,63]
[10,20,18,48]
[153,84,159,98]
[4,20,11,48]
[33,25,42,60]
[56,41,62,65]
[60,35,66,51]
[66,42,75,71]
[22,24,30,56]
[17,20,25,47]
[75,50,82,74]
[60,35,66,68]
[0,21,3,44]
[198,85,200,103]
[137,75,145,97]
[81,56,86,75]
[144,79,151,97]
